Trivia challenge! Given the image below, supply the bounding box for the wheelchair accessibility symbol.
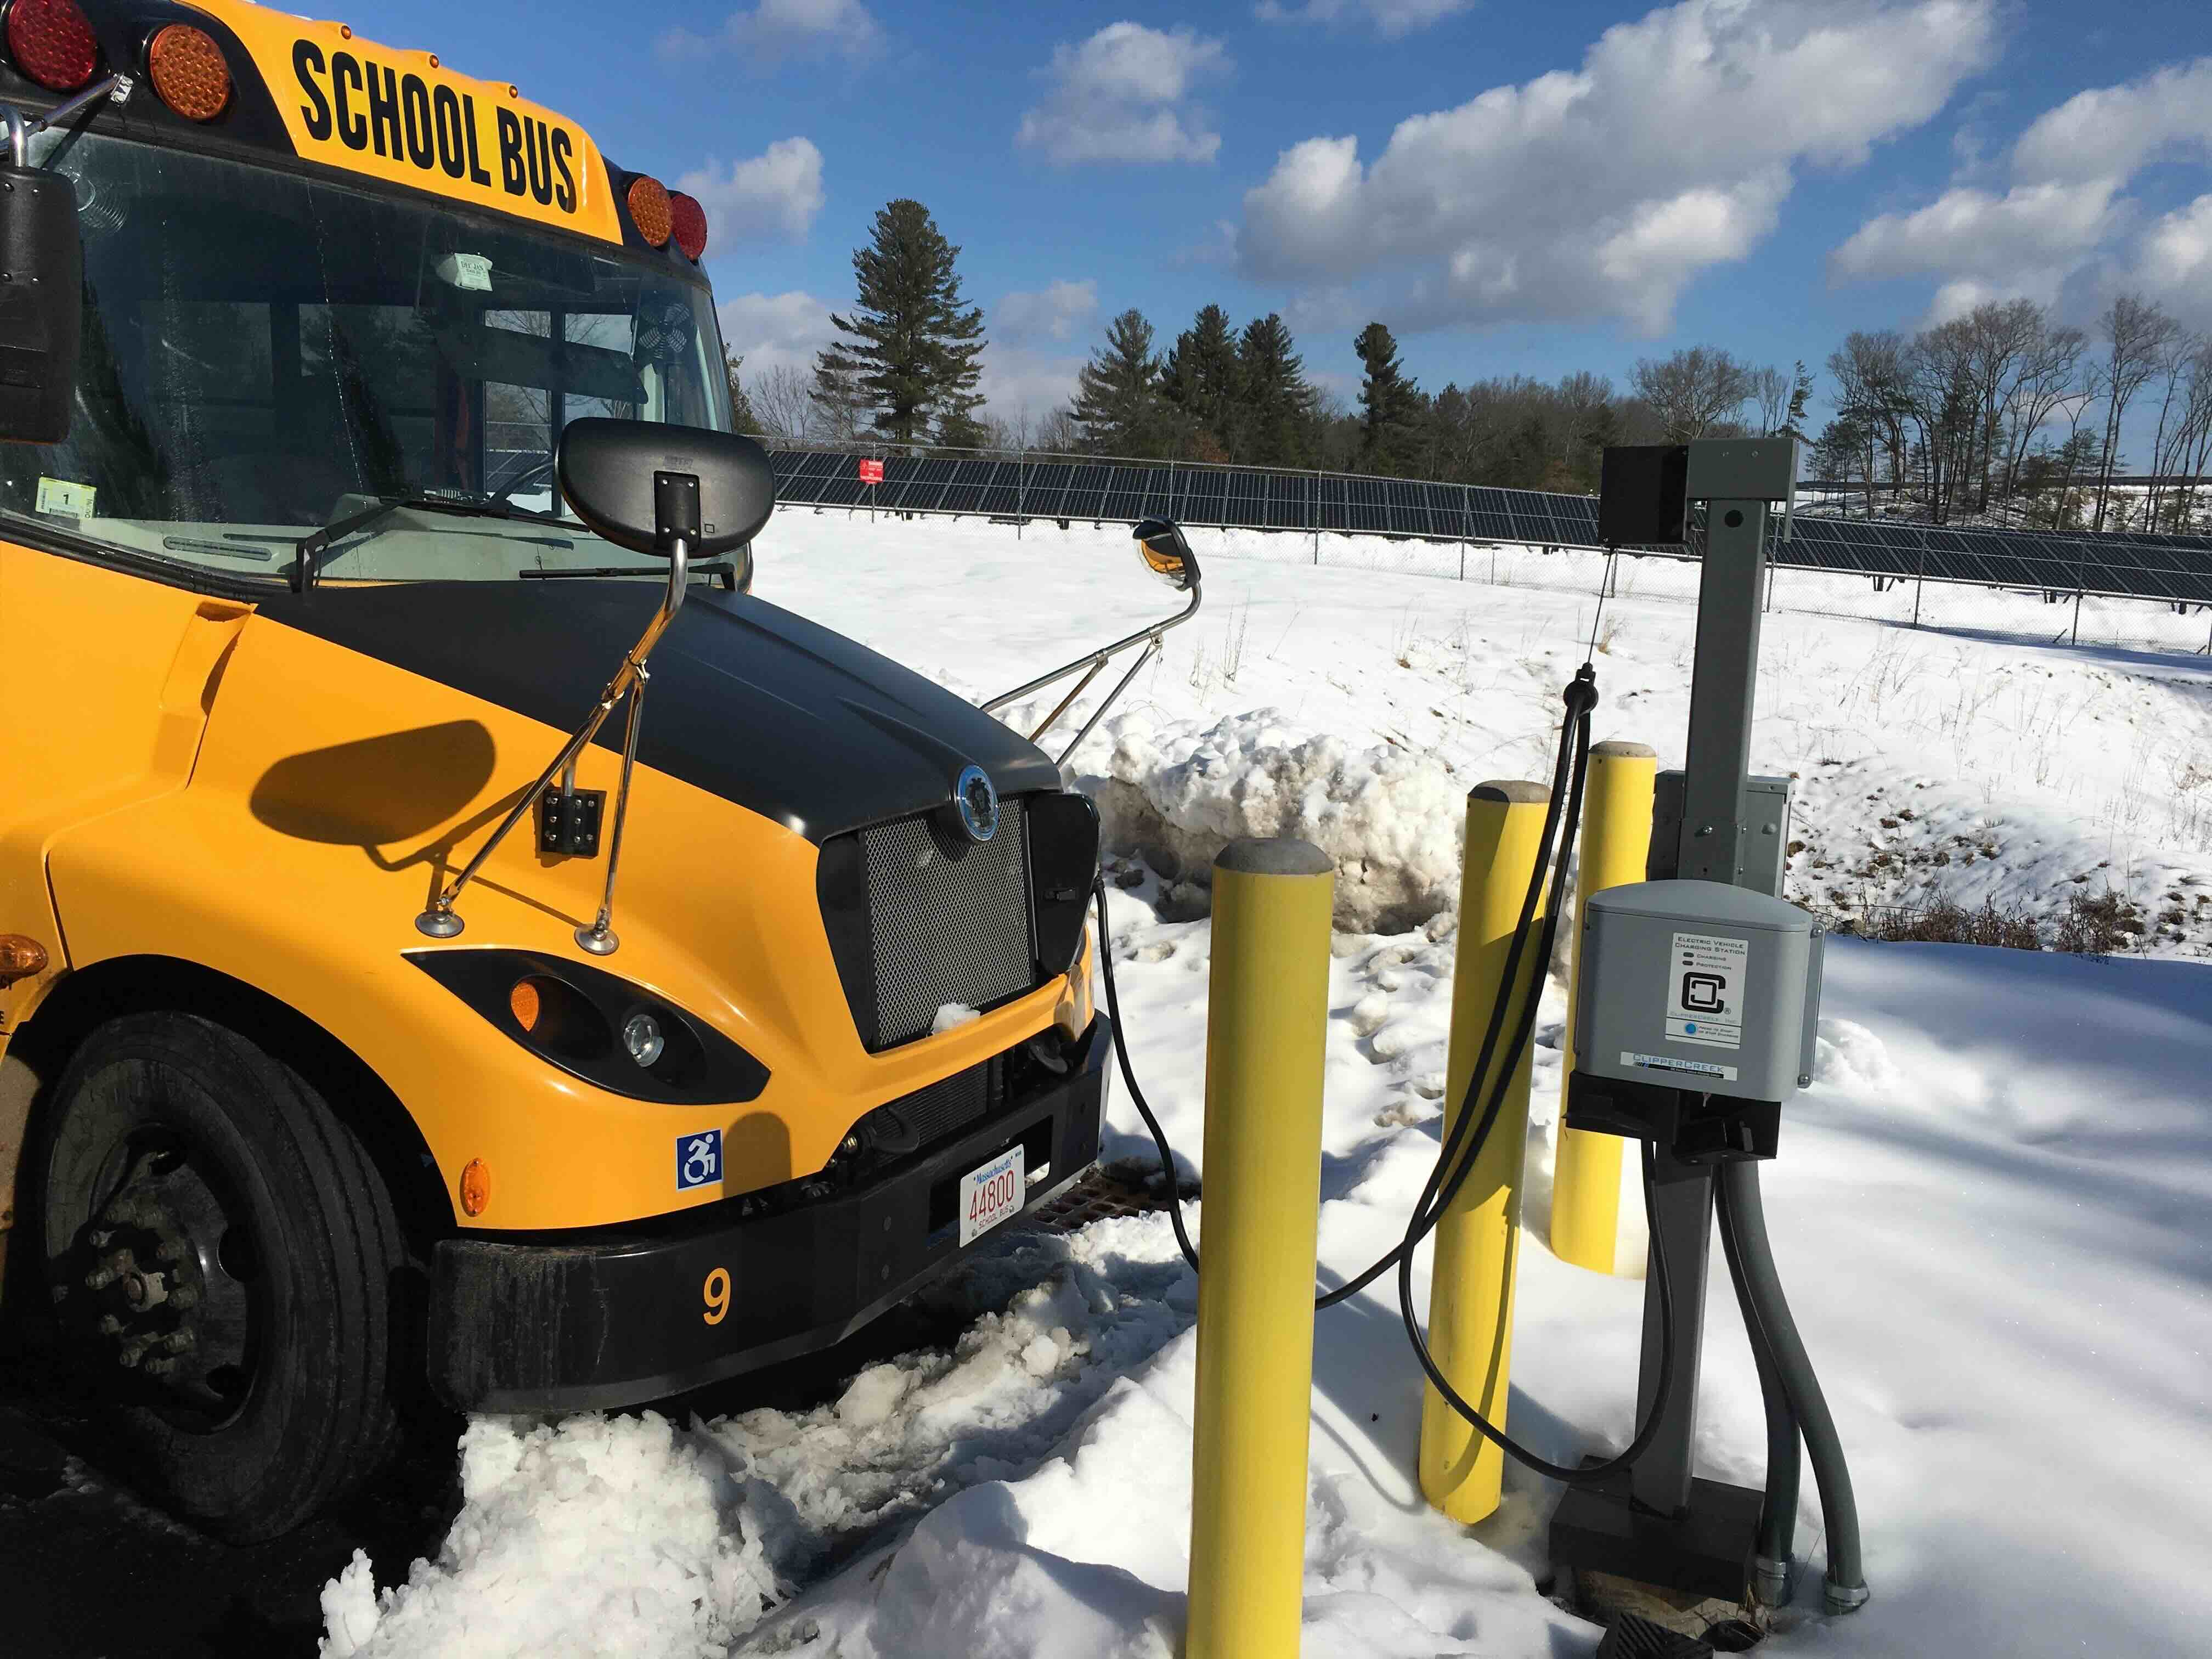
[677,1128,723,1190]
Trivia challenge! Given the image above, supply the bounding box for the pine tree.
[1161,303,1242,458]
[815,199,987,446]
[1778,359,1816,444]
[1070,309,1164,456]
[1355,321,1424,475]
[725,352,763,436]
[1237,314,1317,468]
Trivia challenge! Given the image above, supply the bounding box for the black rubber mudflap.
[1595,1613,1715,1659]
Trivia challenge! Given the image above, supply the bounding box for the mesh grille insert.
[856,800,1035,1049]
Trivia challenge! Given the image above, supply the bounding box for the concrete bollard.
[1418,781,1550,1524]
[1185,837,1335,1659]
[1550,741,1657,1275]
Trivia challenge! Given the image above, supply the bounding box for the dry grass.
[1827,890,2146,955]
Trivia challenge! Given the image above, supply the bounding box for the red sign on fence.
[857,458,885,484]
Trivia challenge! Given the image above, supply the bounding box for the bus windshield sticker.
[35,478,96,517]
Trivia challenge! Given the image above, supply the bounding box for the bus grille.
[822,800,1038,1052]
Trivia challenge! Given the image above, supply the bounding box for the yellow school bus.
[0,0,1173,1540]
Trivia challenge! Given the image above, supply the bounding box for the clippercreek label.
[1665,930,1747,1049]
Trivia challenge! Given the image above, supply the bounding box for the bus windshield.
[0,129,733,585]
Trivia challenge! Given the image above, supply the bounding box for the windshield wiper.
[520,561,739,590]
[291,492,571,592]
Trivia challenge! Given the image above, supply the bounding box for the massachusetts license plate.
[958,1146,1025,1246]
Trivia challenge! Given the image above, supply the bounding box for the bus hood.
[256,581,1063,841]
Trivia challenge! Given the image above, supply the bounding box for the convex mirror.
[1132,517,1200,592]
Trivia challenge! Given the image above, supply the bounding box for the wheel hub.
[52,1143,254,1420]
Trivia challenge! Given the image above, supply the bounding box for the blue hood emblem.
[954,765,998,843]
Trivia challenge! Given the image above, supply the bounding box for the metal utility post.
[1628,436,1796,1519]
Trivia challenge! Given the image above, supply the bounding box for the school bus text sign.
[196,0,625,245]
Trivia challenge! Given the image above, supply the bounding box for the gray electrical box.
[1575,879,1823,1105]
[1649,770,1795,895]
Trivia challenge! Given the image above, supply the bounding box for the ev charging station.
[1113,441,1867,1650]
[1548,436,1867,1617]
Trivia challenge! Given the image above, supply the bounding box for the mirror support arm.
[983,580,1203,736]
[415,543,690,943]
[2,74,136,166]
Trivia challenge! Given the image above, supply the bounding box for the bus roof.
[8,0,681,256]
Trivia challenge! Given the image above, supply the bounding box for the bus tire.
[36,1011,407,1541]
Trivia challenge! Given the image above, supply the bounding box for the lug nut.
[155,1239,186,1263]
[168,1285,199,1311]
[164,1329,195,1353]
[98,1314,122,1335]
[143,1356,178,1376]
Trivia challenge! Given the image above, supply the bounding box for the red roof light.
[669,191,708,262]
[5,0,99,93]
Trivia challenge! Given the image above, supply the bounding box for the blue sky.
[360,0,2210,444]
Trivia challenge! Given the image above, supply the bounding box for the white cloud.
[2137,194,2212,323]
[657,0,881,67]
[1254,0,1474,37]
[995,279,1099,343]
[979,347,1087,427]
[2011,57,2212,185]
[1235,0,1997,334]
[717,290,839,380]
[1828,55,2212,323]
[1830,179,2122,285]
[676,138,826,244]
[1017,24,1229,166]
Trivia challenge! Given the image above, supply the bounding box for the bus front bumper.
[427,1018,1109,1414]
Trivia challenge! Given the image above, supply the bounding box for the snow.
[931,1002,983,1035]
[322,512,2212,1656]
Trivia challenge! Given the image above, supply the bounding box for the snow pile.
[319,1412,788,1657]
[1094,709,1470,932]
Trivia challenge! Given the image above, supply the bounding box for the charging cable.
[1093,662,1680,1485]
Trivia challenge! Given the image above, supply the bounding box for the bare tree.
[1748,364,1791,435]
[1827,331,1911,515]
[2144,330,2205,529]
[808,353,873,443]
[1632,346,1752,442]
[2176,342,2212,531]
[2092,294,2184,531]
[747,362,815,440]
[2000,318,2089,511]
[1035,404,1081,455]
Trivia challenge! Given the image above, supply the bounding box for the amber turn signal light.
[146,24,230,122]
[0,933,48,987]
[459,1158,492,1217]
[509,977,541,1032]
[626,174,673,248]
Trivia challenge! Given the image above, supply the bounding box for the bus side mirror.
[1133,517,1200,592]
[0,163,81,445]
[556,418,776,557]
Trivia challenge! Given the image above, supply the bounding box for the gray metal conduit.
[1717,1160,1869,1613]
[1717,1176,1802,1606]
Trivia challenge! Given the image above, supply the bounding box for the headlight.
[410,949,768,1105]
[623,1012,666,1068]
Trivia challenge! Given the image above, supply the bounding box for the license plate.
[958,1146,1025,1246]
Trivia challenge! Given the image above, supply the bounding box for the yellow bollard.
[1186,837,1335,1659]
[1418,781,1550,1524]
[1549,741,1657,1275]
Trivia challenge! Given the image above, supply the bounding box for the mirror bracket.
[984,517,1205,763]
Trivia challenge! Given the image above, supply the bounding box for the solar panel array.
[766,449,2212,608]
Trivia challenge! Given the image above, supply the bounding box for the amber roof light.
[146,24,229,121]
[6,0,99,92]
[627,174,672,249]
